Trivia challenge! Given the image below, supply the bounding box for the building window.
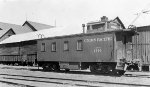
[77,40,83,51]
[51,42,56,52]
[41,43,46,52]
[64,41,69,51]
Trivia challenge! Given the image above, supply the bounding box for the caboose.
[37,16,135,75]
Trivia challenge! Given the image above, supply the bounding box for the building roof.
[0,29,15,38]
[0,22,20,30]
[0,27,78,44]
[0,22,33,38]
[0,29,12,38]
[136,25,150,31]
[0,26,135,45]
[22,21,54,31]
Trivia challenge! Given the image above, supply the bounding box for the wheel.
[42,64,52,71]
[51,64,60,71]
[90,64,98,73]
[107,66,114,74]
[120,70,126,75]
[127,65,139,71]
[90,64,108,74]
[65,69,70,72]
[113,70,125,75]
[42,64,47,70]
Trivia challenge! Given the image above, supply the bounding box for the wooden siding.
[0,41,37,62]
[126,26,150,65]
[0,43,19,55]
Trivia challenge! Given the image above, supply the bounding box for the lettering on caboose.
[84,37,112,42]
[94,47,102,53]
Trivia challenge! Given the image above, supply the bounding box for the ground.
[0,64,150,87]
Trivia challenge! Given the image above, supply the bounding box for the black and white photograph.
[0,0,150,87]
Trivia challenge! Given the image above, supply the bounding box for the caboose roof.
[87,17,125,29]
[0,26,134,45]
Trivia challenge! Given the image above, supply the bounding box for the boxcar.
[126,26,150,71]
[37,29,135,75]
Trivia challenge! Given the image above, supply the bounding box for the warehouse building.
[0,21,54,42]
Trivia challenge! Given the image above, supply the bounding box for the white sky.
[0,0,150,33]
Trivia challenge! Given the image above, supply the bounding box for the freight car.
[37,29,135,75]
[126,25,150,71]
[0,41,37,66]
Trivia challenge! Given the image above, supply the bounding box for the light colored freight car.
[126,25,150,71]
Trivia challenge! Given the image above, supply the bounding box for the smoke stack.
[82,24,85,33]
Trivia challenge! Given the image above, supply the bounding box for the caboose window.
[77,40,83,51]
[64,41,69,51]
[92,23,104,30]
[51,42,56,52]
[87,25,90,30]
[41,43,46,52]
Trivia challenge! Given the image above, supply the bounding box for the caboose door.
[115,33,126,62]
[101,37,114,62]
[94,34,114,62]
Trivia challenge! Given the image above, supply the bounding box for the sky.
[0,0,150,33]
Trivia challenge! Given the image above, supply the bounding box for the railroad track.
[0,65,150,87]
[0,73,150,87]
[124,74,150,78]
[0,73,103,87]
[0,80,35,87]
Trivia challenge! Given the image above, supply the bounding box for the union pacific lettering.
[84,37,112,42]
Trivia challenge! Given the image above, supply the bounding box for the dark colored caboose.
[37,16,135,75]
[37,29,134,74]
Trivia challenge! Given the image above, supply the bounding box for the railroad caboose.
[37,29,135,75]
[37,16,135,75]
